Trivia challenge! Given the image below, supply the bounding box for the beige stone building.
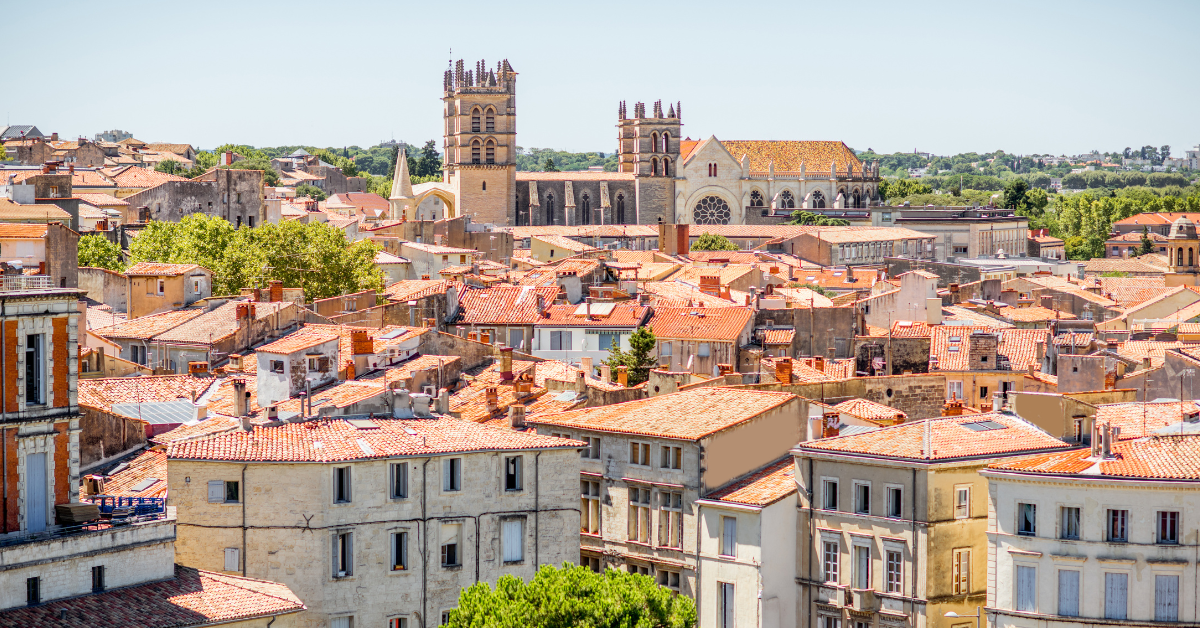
[792,410,1072,628]
[526,387,805,618]
[124,261,212,319]
[167,395,583,628]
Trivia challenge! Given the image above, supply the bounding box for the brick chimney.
[814,356,825,373]
[499,347,514,381]
[508,403,526,429]
[821,411,841,438]
[269,280,283,302]
[617,365,628,387]
[581,356,594,377]
[188,361,209,376]
[480,330,491,345]
[943,396,965,416]
[345,359,356,381]
[600,364,611,382]
[485,386,499,413]
[775,357,793,384]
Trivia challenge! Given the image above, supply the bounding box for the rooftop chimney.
[775,357,793,385]
[269,280,283,302]
[508,403,526,429]
[821,411,841,438]
[499,347,514,381]
[581,356,594,377]
[485,386,499,412]
[232,379,249,417]
[188,361,209,376]
[942,395,964,416]
[600,364,612,383]
[617,365,628,388]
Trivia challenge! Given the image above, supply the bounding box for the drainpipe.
[421,458,429,628]
[910,466,917,624]
[242,464,248,576]
[1,296,7,532]
[695,443,704,615]
[534,451,541,568]
[806,456,814,628]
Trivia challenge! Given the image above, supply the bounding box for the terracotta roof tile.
[833,398,908,422]
[453,286,558,325]
[718,140,862,174]
[534,302,650,328]
[110,166,190,188]
[649,306,753,341]
[79,374,218,413]
[640,282,744,308]
[384,279,454,301]
[155,301,290,346]
[998,305,1075,323]
[528,388,799,440]
[0,564,304,627]
[124,262,203,276]
[0,198,72,221]
[168,415,582,462]
[763,329,795,345]
[989,434,1200,480]
[1094,401,1196,440]
[0,223,47,238]
[299,324,430,362]
[930,326,1048,371]
[93,308,208,341]
[84,448,167,498]
[705,457,796,506]
[532,234,600,253]
[256,329,340,355]
[152,416,242,445]
[798,412,1070,461]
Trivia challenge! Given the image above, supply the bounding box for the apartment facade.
[168,397,583,628]
[792,411,1072,628]
[532,301,651,364]
[124,261,212,319]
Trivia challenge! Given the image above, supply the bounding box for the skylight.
[962,420,1007,431]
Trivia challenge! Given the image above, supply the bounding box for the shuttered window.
[1155,574,1179,622]
[1104,572,1128,619]
[331,618,352,628]
[721,516,737,557]
[885,550,903,593]
[208,481,225,503]
[223,547,239,572]
[718,582,735,628]
[853,545,870,589]
[332,532,354,577]
[502,519,524,562]
[1015,565,1036,612]
[823,541,839,583]
[1057,569,1079,616]
[952,548,970,595]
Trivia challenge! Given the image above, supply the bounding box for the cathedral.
[389,58,880,227]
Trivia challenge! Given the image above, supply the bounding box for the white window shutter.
[1016,565,1035,611]
[208,481,224,503]
[502,520,523,562]
[1057,569,1079,616]
[1156,574,1179,621]
[1105,573,1128,619]
[346,533,354,575]
[443,460,451,491]
[224,547,239,572]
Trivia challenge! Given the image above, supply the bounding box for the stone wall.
[514,179,640,226]
[45,222,78,289]
[885,258,982,287]
[78,408,147,471]
[853,336,931,375]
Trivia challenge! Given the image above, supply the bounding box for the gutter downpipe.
[242,464,248,576]
[421,458,429,628]
[910,466,917,625]
[534,451,541,568]
[806,456,814,628]
[695,442,705,621]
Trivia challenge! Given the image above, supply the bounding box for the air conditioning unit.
[422,386,436,397]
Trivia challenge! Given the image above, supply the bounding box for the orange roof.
[256,329,340,354]
[532,234,600,253]
[92,308,207,340]
[76,192,128,206]
[998,305,1075,323]
[0,223,47,238]
[384,279,455,301]
[110,166,190,188]
[79,374,216,413]
[833,398,907,422]
[300,324,429,361]
[641,282,744,308]
[670,263,759,287]
[124,261,203,276]
[705,457,796,506]
[327,192,389,211]
[535,302,650,328]
[988,434,1200,480]
[798,412,1070,461]
[718,140,862,174]
[85,448,167,498]
[930,327,1048,371]
[528,387,799,441]
[153,416,242,445]
[0,565,304,626]
[1093,401,1196,440]
[453,286,558,325]
[168,415,582,462]
[155,301,290,346]
[649,306,754,341]
[762,329,795,345]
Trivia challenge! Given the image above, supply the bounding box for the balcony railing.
[0,275,54,292]
[0,500,169,548]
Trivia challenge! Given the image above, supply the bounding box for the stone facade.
[125,168,265,227]
[443,59,518,226]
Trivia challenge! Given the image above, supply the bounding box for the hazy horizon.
[6,0,1198,158]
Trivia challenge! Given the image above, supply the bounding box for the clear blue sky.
[7,0,1199,157]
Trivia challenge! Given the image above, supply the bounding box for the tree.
[542,157,559,172]
[787,282,835,297]
[154,159,184,175]
[1139,227,1156,256]
[787,210,849,226]
[1002,178,1029,210]
[416,140,441,178]
[219,156,279,186]
[296,184,327,201]
[445,563,697,628]
[1161,145,1171,163]
[77,235,124,271]
[602,326,658,386]
[690,233,739,251]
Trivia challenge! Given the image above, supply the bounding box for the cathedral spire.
[390,149,413,201]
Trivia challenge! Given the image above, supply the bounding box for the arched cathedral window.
[662,133,670,153]
[471,140,481,164]
[663,158,671,177]
[780,190,795,209]
[811,189,826,209]
[486,140,495,164]
[485,108,495,132]
[693,196,731,225]
[750,191,764,207]
[616,193,626,224]
[651,132,659,153]
[471,108,481,133]
[546,193,555,225]
[581,193,593,225]
[651,158,658,176]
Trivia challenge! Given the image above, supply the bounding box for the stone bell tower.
[443,58,517,225]
[614,100,681,224]
[1165,215,1200,287]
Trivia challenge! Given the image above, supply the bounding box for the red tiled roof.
[124,262,203,276]
[888,320,935,337]
[797,412,1070,461]
[384,279,455,301]
[0,223,47,238]
[833,398,907,422]
[92,308,207,341]
[762,329,795,345]
[155,301,290,345]
[988,434,1200,479]
[930,326,1048,371]
[705,457,796,506]
[648,306,754,341]
[167,415,583,462]
[532,234,599,253]
[327,192,389,211]
[79,375,216,413]
[998,305,1075,323]
[534,302,650,328]
[528,388,799,440]
[1094,401,1196,440]
[110,166,190,188]
[639,281,743,308]
[256,329,340,355]
[300,324,430,361]
[84,448,167,498]
[0,564,304,627]
[454,286,558,325]
[153,416,242,445]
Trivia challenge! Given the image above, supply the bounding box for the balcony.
[0,506,174,568]
[815,583,843,606]
[847,588,880,612]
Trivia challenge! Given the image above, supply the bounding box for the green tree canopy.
[445,564,696,628]
[154,159,184,175]
[77,235,124,272]
[602,326,658,386]
[690,233,739,251]
[787,211,850,226]
[878,178,932,201]
[1139,227,1156,256]
[295,184,327,201]
[219,156,280,187]
[1002,178,1029,210]
[128,214,382,299]
[542,157,559,172]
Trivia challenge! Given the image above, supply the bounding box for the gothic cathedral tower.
[616,100,680,224]
[443,58,517,225]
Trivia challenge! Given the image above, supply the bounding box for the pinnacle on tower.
[667,104,675,118]
[389,149,413,201]
[677,101,681,120]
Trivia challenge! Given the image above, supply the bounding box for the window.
[885,550,902,593]
[749,190,764,207]
[628,487,651,543]
[882,212,893,222]
[224,547,240,571]
[471,140,480,164]
[853,482,870,515]
[247,216,255,228]
[1015,565,1036,611]
[550,330,572,351]
[208,480,239,503]
[1107,509,1128,542]
[657,570,681,591]
[947,380,963,401]
[192,278,201,294]
[582,555,602,572]
[661,133,670,153]
[955,486,970,519]
[821,619,840,628]
[629,442,651,466]
[952,548,970,595]
[853,544,870,589]
[471,109,481,132]
[822,479,838,510]
[718,582,735,628]
[1155,574,1179,621]
[1017,503,1036,535]
[502,518,524,562]
[92,565,105,592]
[482,181,486,191]
[697,342,710,357]
[886,487,902,518]
[504,456,523,491]
[660,446,682,470]
[440,612,450,626]
[658,491,682,548]
[1104,572,1128,620]
[598,331,620,351]
[581,479,600,534]
[1058,569,1080,616]
[1060,507,1080,540]
[443,458,462,492]
[26,577,39,606]
[980,384,988,395]
[628,564,650,575]
[485,110,495,132]
[270,359,284,374]
[391,463,408,499]
[333,532,353,577]
[580,436,600,459]
[391,531,408,570]
[157,279,165,295]
[1158,511,1179,544]
[660,342,672,357]
[485,140,495,164]
[441,523,461,567]
[333,466,352,503]
[24,334,42,404]
[390,619,408,628]
[822,540,839,583]
[780,190,795,209]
